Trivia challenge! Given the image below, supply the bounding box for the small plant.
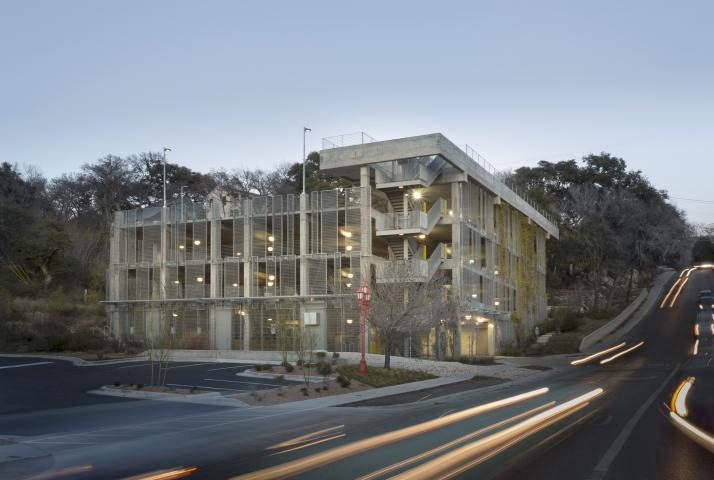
[315,387,322,394]
[322,385,328,391]
[316,351,326,361]
[136,383,144,390]
[255,364,274,372]
[318,361,332,377]
[337,374,351,388]
[300,386,309,396]
[285,363,295,373]
[331,352,339,365]
[113,381,121,387]
[296,359,304,367]
[276,374,285,381]
[277,387,286,397]
[190,386,197,393]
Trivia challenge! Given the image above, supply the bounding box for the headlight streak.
[230,388,550,480]
[669,411,714,454]
[693,339,699,356]
[356,402,556,480]
[668,277,689,308]
[269,433,346,456]
[22,465,93,480]
[694,324,699,337]
[670,377,694,417]
[266,425,344,451]
[659,278,682,309]
[122,466,198,480]
[685,267,696,277]
[570,342,626,365]
[599,341,645,364]
[387,388,604,480]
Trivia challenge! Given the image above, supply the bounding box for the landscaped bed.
[234,364,437,405]
[107,383,207,395]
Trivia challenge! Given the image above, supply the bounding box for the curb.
[0,353,148,367]
[237,369,335,383]
[88,386,250,407]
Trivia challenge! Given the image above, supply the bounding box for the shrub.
[190,386,197,393]
[300,387,309,396]
[322,385,328,391]
[337,374,351,388]
[136,383,144,390]
[459,356,496,365]
[256,364,273,372]
[276,374,285,382]
[318,362,333,376]
[314,387,322,394]
[285,363,294,373]
[332,352,340,359]
[296,359,304,367]
[113,381,120,387]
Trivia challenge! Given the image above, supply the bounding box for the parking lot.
[0,356,290,416]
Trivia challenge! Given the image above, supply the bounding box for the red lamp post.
[355,283,371,376]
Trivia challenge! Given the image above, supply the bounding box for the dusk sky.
[1,0,712,223]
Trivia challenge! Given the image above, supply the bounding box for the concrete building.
[105,133,558,356]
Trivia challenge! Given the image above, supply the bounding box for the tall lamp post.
[162,147,172,207]
[302,127,311,195]
[355,283,371,376]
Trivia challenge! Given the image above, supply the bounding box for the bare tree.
[368,261,447,369]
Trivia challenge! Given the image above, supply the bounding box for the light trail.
[122,466,198,480]
[267,425,344,450]
[693,339,699,356]
[659,278,682,309]
[694,324,699,337]
[571,342,626,365]
[388,388,604,480]
[22,465,93,480]
[599,341,645,364]
[269,434,346,455]
[231,388,550,480]
[685,267,696,278]
[669,412,714,454]
[671,377,694,417]
[669,277,689,307]
[356,402,556,480]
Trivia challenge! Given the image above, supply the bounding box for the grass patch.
[337,364,436,387]
[537,317,609,355]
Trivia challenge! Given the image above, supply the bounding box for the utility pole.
[162,147,171,207]
[302,127,311,194]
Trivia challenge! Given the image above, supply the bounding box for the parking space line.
[203,378,282,387]
[207,365,253,371]
[167,383,248,392]
[0,361,53,370]
[115,363,153,369]
[167,362,215,370]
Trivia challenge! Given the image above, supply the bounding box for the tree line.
[507,153,693,313]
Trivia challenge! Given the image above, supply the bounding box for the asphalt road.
[1,269,713,479]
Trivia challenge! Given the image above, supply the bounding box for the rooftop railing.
[322,131,376,150]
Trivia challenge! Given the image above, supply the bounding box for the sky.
[1,0,713,224]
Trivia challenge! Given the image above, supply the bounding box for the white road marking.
[167,362,214,370]
[115,363,153,369]
[203,378,282,387]
[590,365,680,479]
[207,364,253,371]
[0,361,53,370]
[167,383,247,392]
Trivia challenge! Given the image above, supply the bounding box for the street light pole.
[163,147,172,207]
[302,127,311,195]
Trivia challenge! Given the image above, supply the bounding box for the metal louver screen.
[185,264,206,298]
[307,256,327,295]
[193,221,207,260]
[321,190,338,254]
[143,225,161,264]
[224,261,241,298]
[136,266,150,300]
[280,257,296,296]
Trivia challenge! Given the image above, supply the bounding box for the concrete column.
[299,193,309,296]
[209,202,221,299]
[360,167,372,351]
[450,182,462,358]
[242,199,252,350]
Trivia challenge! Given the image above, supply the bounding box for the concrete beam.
[320,133,559,239]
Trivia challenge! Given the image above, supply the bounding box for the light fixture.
[172,312,178,317]
[267,318,273,322]
[179,245,185,250]
[412,191,422,200]
[346,245,353,251]
[471,293,478,298]
[240,310,246,316]
[346,283,352,288]
[448,210,454,216]
[494,269,499,275]
[347,318,353,324]
[347,273,354,279]
[267,281,274,287]
[268,236,275,242]
[196,276,203,282]
[469,259,475,264]
[173,280,180,284]
[494,300,500,306]
[232,283,238,287]
[465,315,472,320]
[418,234,426,239]
[399,233,404,236]
[235,252,242,256]
[267,246,274,252]
[194,240,201,246]
[268,275,275,281]
[341,230,352,238]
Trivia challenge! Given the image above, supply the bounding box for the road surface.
[1,268,712,479]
